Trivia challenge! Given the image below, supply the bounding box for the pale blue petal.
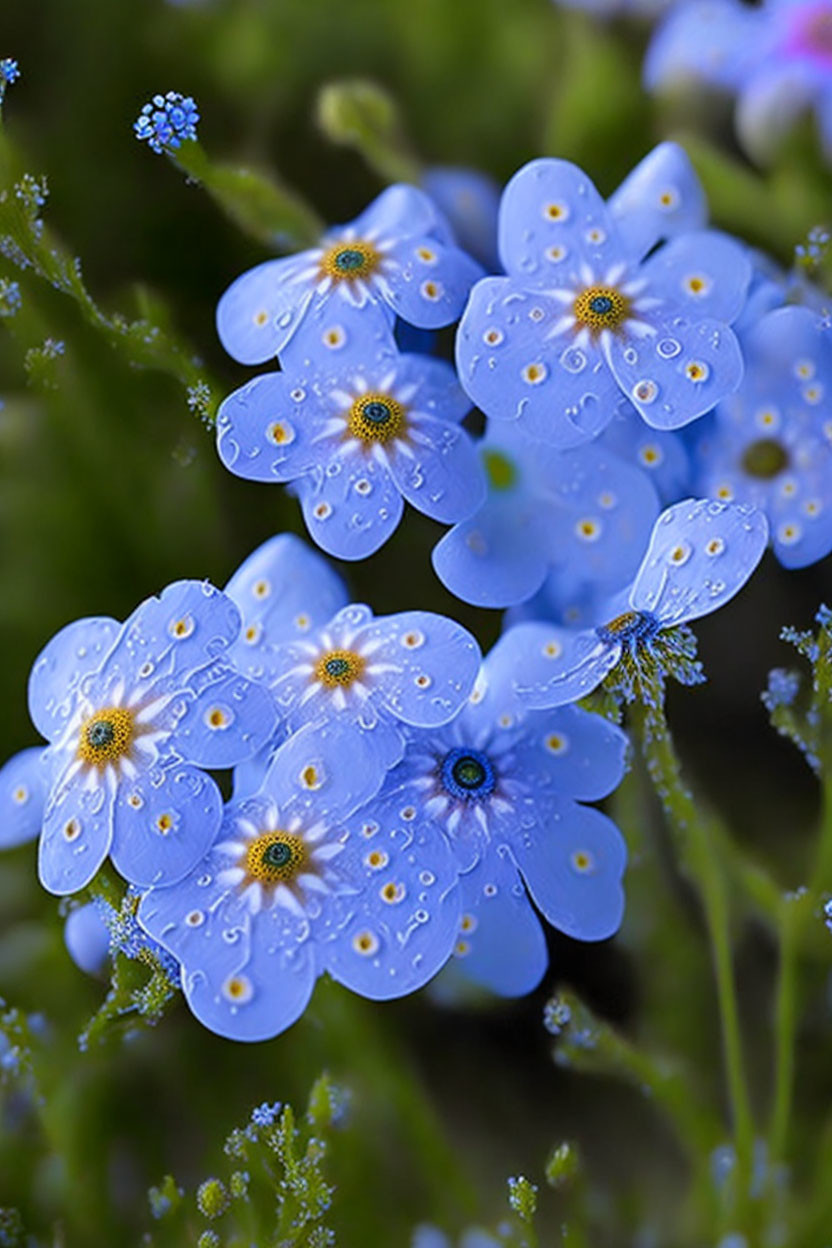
[388,416,486,524]
[433,488,552,608]
[171,665,277,768]
[215,254,315,365]
[382,235,484,328]
[262,719,390,824]
[224,533,349,684]
[320,793,461,999]
[294,459,405,560]
[279,294,398,372]
[503,705,629,802]
[599,402,691,506]
[103,581,241,687]
[422,165,501,270]
[499,622,621,711]
[28,617,120,742]
[359,610,481,727]
[542,444,660,592]
[110,763,223,887]
[456,277,618,446]
[498,158,622,284]
[641,231,751,324]
[216,372,327,484]
[394,353,473,425]
[604,316,743,429]
[64,903,110,976]
[511,797,626,941]
[0,747,48,849]
[453,850,547,997]
[630,497,769,626]
[39,768,116,895]
[607,142,707,262]
[350,183,445,245]
[138,871,316,1043]
[644,0,764,92]
[736,64,816,164]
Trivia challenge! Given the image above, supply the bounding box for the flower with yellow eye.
[217,345,486,562]
[137,719,462,1042]
[457,145,749,449]
[216,183,482,368]
[23,579,277,896]
[693,306,832,569]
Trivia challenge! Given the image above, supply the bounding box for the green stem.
[628,696,756,1218]
[768,893,805,1163]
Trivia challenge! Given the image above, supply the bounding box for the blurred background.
[1,1,832,1243]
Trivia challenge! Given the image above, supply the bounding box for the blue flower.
[0,279,21,317]
[692,306,832,568]
[137,720,462,1041]
[421,166,501,270]
[365,640,629,996]
[27,580,277,895]
[456,143,749,447]
[0,58,19,85]
[432,421,659,608]
[64,903,111,976]
[501,498,769,709]
[232,601,482,792]
[217,337,485,560]
[645,0,832,163]
[0,747,48,850]
[598,400,691,506]
[134,91,199,154]
[216,184,483,366]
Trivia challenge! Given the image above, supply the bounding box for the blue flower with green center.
[137,719,462,1042]
[456,142,750,448]
[692,306,832,568]
[21,579,277,896]
[646,0,832,164]
[501,497,769,710]
[216,183,483,367]
[216,329,485,561]
[432,420,659,608]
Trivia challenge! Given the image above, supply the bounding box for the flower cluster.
[134,91,199,154]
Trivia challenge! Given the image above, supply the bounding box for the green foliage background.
[1,1,832,1245]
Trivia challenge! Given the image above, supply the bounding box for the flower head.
[0,58,20,85]
[27,580,277,895]
[692,306,832,568]
[138,720,462,1041]
[501,498,769,709]
[134,91,199,154]
[456,143,748,447]
[217,333,485,560]
[216,184,483,366]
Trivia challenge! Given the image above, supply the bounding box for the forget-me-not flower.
[134,91,199,154]
[500,497,769,709]
[138,719,462,1041]
[217,325,485,560]
[27,580,277,895]
[216,184,483,366]
[645,0,832,162]
[456,143,749,447]
[692,306,832,568]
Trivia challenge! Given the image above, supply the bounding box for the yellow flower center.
[77,707,134,768]
[320,239,380,282]
[573,285,631,335]
[244,831,308,886]
[315,649,366,688]
[347,392,406,444]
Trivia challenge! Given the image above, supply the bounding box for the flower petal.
[294,458,405,560]
[39,768,116,895]
[0,747,48,849]
[28,617,120,742]
[607,141,707,262]
[500,621,622,711]
[110,763,223,887]
[216,254,316,365]
[451,850,548,997]
[172,666,277,768]
[640,230,751,325]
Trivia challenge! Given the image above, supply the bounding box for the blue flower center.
[324,656,351,679]
[596,609,659,646]
[334,248,366,273]
[361,400,392,425]
[589,294,614,316]
[263,841,293,869]
[87,720,115,748]
[440,747,496,800]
